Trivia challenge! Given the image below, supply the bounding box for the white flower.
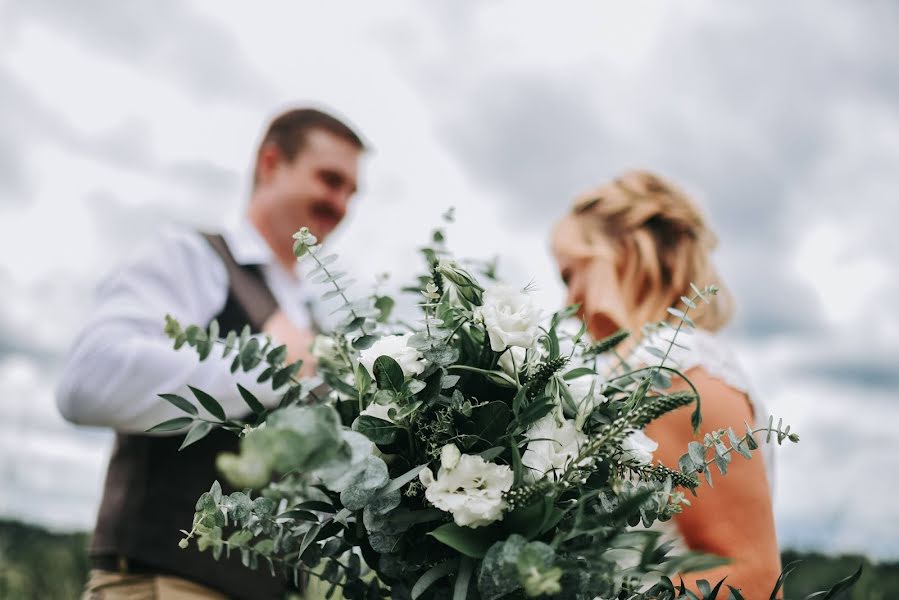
[565,376,607,431]
[521,414,588,481]
[311,335,341,362]
[419,444,513,528]
[475,285,542,352]
[621,430,658,465]
[359,334,426,379]
[360,400,400,423]
[497,346,528,377]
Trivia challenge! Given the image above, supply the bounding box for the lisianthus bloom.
[420,444,514,528]
[475,285,541,352]
[521,414,588,481]
[565,375,607,431]
[497,346,528,377]
[621,430,658,464]
[311,335,342,363]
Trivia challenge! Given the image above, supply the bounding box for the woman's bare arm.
[645,367,782,598]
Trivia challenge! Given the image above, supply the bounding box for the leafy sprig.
[151,219,858,600]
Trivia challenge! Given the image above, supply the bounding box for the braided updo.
[569,170,733,331]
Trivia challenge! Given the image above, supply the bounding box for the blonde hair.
[569,170,733,331]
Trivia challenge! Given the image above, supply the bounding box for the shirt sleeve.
[55,227,285,433]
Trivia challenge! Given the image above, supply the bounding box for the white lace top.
[623,328,775,553]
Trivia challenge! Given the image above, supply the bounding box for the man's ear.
[255,142,283,187]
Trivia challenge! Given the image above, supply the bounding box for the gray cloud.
[0,270,91,363]
[0,65,74,205]
[409,0,899,346]
[775,415,899,558]
[389,2,899,558]
[0,64,240,208]
[442,74,613,226]
[2,0,274,106]
[0,134,30,203]
[166,160,240,200]
[81,121,241,199]
[789,355,899,394]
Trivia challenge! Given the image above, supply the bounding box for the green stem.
[699,425,795,470]
[445,317,471,345]
[307,247,361,323]
[446,365,517,387]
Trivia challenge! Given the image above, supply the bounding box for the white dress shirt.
[56,221,312,433]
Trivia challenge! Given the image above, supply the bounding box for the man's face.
[256,129,361,243]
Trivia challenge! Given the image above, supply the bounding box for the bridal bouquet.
[156,217,855,599]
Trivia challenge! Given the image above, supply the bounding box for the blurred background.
[0,0,897,597]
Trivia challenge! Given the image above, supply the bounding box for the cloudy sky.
[1,0,897,559]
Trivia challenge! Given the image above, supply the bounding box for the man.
[57,108,366,599]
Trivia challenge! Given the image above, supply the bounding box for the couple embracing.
[58,107,780,599]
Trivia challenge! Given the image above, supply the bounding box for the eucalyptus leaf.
[189,386,226,422]
[239,337,261,371]
[159,393,198,416]
[146,416,193,433]
[179,421,213,450]
[236,384,265,415]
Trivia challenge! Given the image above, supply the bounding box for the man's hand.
[262,310,316,378]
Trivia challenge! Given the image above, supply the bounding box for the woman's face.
[551,216,633,340]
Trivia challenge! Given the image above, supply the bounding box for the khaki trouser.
[81,570,230,600]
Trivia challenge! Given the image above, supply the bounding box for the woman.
[551,170,781,596]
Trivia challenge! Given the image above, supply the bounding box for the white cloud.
[791,220,891,326]
[0,357,110,530]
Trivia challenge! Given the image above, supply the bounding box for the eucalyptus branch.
[164,314,304,388]
[215,538,347,590]
[307,246,360,323]
[648,287,715,431]
[561,392,696,487]
[699,423,799,472]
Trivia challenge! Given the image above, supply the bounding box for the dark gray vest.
[90,233,289,599]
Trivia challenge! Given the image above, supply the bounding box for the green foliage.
[0,520,89,600]
[429,523,499,559]
[478,535,561,600]
[0,519,888,600]
[151,225,857,600]
[216,404,348,489]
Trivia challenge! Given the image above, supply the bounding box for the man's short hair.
[254,108,365,183]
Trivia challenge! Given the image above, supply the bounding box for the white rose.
[521,414,588,481]
[419,444,514,528]
[565,376,607,431]
[497,346,528,377]
[621,430,658,465]
[311,335,341,362]
[360,400,400,423]
[475,285,542,352]
[359,334,426,379]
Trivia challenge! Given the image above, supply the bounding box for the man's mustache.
[310,202,342,222]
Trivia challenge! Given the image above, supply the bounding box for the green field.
[0,519,892,599]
